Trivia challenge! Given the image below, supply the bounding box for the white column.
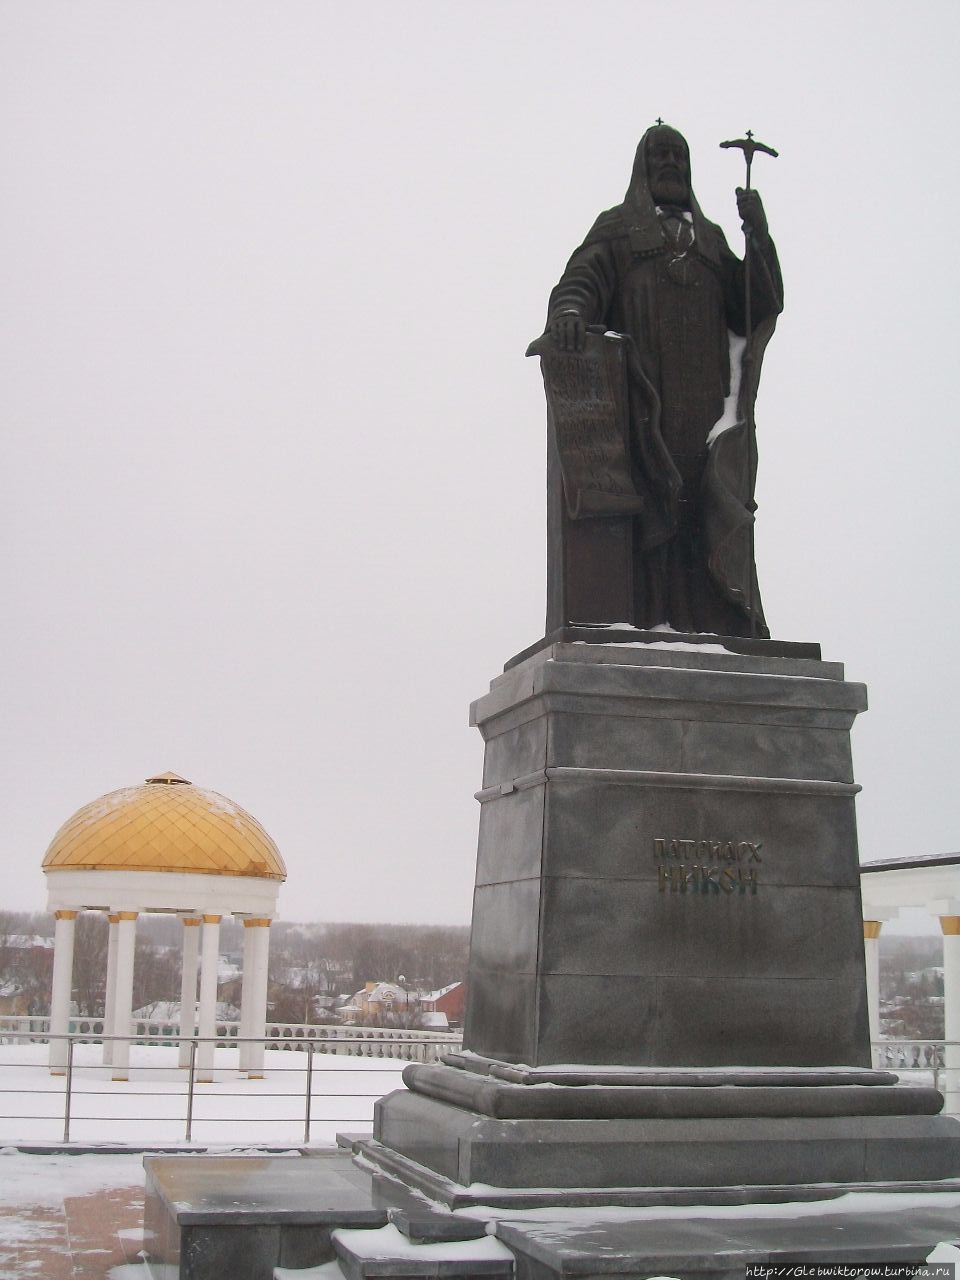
[863,919,884,1058]
[102,914,119,1067]
[238,920,257,1073]
[196,915,221,1083]
[111,912,138,1081]
[941,915,960,1115]
[178,918,202,1068]
[244,919,271,1079]
[48,910,78,1074]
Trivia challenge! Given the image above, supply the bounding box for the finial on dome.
[145,771,191,785]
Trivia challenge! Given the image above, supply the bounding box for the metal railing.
[2,1028,953,1147]
[0,1027,459,1146]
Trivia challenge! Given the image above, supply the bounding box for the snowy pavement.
[0,1041,405,1277]
[0,1149,147,1278]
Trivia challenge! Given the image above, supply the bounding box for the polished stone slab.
[142,1151,416,1280]
[386,1208,488,1244]
[496,1197,960,1278]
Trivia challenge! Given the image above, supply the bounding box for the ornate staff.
[720,130,778,638]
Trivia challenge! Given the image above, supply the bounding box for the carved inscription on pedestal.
[654,837,762,895]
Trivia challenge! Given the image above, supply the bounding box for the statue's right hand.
[550,311,585,352]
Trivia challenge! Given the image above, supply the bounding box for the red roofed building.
[419,982,465,1028]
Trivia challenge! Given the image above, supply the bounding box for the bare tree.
[72,913,109,1016]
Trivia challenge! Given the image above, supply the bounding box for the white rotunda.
[42,772,286,1081]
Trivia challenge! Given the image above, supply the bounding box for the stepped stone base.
[143,1145,960,1280]
[365,1057,960,1206]
[406,1057,940,1120]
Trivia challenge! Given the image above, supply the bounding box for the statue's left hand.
[736,187,769,240]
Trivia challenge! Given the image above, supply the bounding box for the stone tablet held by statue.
[526,328,644,521]
[530,122,783,639]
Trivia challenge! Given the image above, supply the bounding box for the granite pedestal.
[464,641,870,1068]
[366,640,960,1200]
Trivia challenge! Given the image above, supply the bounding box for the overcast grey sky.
[1,1,957,926]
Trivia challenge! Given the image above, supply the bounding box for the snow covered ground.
[0,1040,405,1147]
[0,1044,957,1277]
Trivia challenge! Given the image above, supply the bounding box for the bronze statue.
[530,123,782,639]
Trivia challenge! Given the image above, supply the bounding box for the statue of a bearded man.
[537,123,782,638]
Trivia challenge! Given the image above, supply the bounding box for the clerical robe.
[546,141,783,636]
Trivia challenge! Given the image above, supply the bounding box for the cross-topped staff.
[720,129,778,193]
[720,129,778,638]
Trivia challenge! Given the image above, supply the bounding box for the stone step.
[495,1201,960,1279]
[143,1151,398,1279]
[332,1222,514,1280]
[386,1208,489,1245]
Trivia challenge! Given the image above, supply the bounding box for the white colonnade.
[941,913,960,1114]
[178,917,202,1067]
[45,898,276,1082]
[196,914,222,1082]
[861,858,960,1116]
[110,912,138,1080]
[863,918,884,1048]
[102,914,119,1066]
[48,910,77,1074]
[239,918,271,1078]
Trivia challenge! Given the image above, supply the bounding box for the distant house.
[352,981,415,1023]
[0,936,55,1014]
[6,935,55,957]
[0,980,31,1016]
[420,982,465,1027]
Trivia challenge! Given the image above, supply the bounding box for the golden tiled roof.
[41,775,286,881]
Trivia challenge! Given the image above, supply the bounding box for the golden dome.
[42,774,286,881]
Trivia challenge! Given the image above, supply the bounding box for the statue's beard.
[649,174,689,207]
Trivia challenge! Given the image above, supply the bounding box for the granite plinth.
[506,627,822,669]
[465,642,871,1068]
[369,1088,960,1195]
[399,1061,942,1120]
